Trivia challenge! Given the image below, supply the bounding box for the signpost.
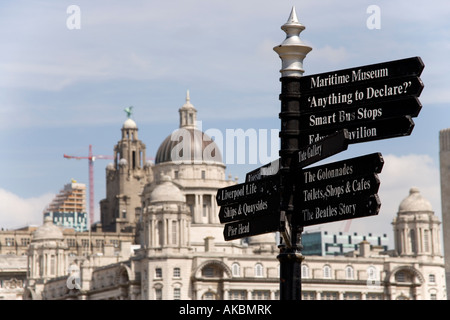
[295,129,349,168]
[215,7,425,301]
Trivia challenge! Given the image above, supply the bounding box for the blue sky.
[1,1,449,248]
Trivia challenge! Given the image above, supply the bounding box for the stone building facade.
[19,94,446,300]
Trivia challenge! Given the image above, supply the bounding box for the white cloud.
[0,189,54,229]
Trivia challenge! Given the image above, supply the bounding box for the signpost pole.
[273,7,312,300]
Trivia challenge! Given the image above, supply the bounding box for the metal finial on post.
[273,6,312,77]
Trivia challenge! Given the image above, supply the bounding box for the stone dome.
[149,175,185,204]
[155,128,222,164]
[398,187,433,213]
[32,217,64,242]
[123,118,137,129]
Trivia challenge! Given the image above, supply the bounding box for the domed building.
[20,93,446,300]
[23,217,68,300]
[99,112,153,234]
[393,187,442,257]
[142,91,236,245]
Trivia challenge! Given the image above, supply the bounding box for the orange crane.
[63,145,113,228]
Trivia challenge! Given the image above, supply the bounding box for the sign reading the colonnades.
[294,153,384,226]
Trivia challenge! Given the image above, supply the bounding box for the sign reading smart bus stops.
[298,56,424,147]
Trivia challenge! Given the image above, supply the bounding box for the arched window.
[367,266,378,280]
[301,264,309,279]
[255,263,263,277]
[323,265,331,279]
[231,263,240,277]
[345,266,354,279]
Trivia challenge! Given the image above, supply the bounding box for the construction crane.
[63,145,113,228]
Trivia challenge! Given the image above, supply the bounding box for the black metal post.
[277,76,303,300]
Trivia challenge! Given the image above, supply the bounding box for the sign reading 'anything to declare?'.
[297,56,424,147]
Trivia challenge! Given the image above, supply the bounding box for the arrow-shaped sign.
[299,96,422,132]
[299,115,415,147]
[216,175,279,207]
[223,212,285,241]
[299,76,423,114]
[300,152,384,186]
[299,56,424,94]
[294,194,381,227]
[295,129,349,169]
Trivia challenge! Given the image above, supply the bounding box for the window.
[203,292,216,300]
[395,271,406,282]
[173,268,181,278]
[301,265,309,279]
[321,292,338,300]
[367,266,378,280]
[96,240,104,248]
[20,238,30,246]
[367,293,383,300]
[202,266,215,278]
[155,288,162,300]
[5,238,14,246]
[344,292,361,300]
[174,288,181,300]
[424,230,430,252]
[255,263,263,277]
[229,290,246,300]
[201,170,206,179]
[81,239,90,248]
[172,221,177,244]
[50,255,55,275]
[174,170,179,179]
[410,229,416,253]
[252,291,270,300]
[323,265,331,279]
[429,274,436,283]
[345,266,354,279]
[430,293,437,300]
[67,238,76,247]
[231,263,240,277]
[302,291,315,300]
[155,268,162,279]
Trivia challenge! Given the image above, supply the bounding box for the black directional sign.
[299,56,424,94]
[297,57,424,148]
[223,212,285,241]
[300,153,384,186]
[294,194,381,227]
[218,192,280,224]
[294,153,384,227]
[245,158,280,182]
[298,173,380,207]
[299,76,423,114]
[299,96,422,133]
[299,115,415,147]
[295,129,349,168]
[216,176,279,207]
